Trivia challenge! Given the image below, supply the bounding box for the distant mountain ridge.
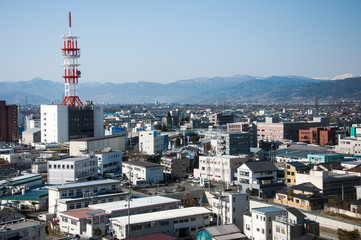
[0,75,360,104]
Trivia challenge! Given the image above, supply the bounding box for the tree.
[183,192,198,207]
[175,137,181,146]
[161,125,168,132]
[192,136,199,143]
[155,123,162,130]
[338,229,360,240]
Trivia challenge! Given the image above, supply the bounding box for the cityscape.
[1,1,361,240]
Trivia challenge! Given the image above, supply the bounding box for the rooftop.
[123,161,163,168]
[70,135,124,142]
[242,161,278,173]
[46,179,120,191]
[111,207,211,224]
[88,196,180,212]
[124,233,176,240]
[48,156,96,163]
[252,206,284,214]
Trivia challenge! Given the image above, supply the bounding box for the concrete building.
[40,104,69,143]
[122,161,164,184]
[22,127,41,145]
[95,150,122,175]
[335,136,361,155]
[0,218,46,240]
[284,161,309,185]
[307,153,344,164]
[139,130,169,155]
[212,193,249,231]
[110,207,211,239]
[256,117,328,142]
[272,207,319,240]
[40,102,103,144]
[58,196,181,237]
[47,156,98,184]
[161,152,190,179]
[244,206,286,240]
[209,113,234,126]
[296,168,361,197]
[69,135,126,157]
[0,152,33,167]
[194,155,248,183]
[46,179,124,214]
[299,127,338,146]
[215,132,250,155]
[25,114,40,130]
[227,121,258,147]
[237,161,285,198]
[0,100,18,143]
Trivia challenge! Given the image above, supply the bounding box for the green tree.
[338,229,360,240]
[175,137,181,146]
[161,125,168,132]
[155,123,162,130]
[192,136,199,143]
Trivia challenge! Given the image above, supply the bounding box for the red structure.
[0,100,18,143]
[299,127,338,146]
[60,12,83,108]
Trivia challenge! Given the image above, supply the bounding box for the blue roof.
[287,161,307,167]
[0,187,48,201]
[252,207,284,213]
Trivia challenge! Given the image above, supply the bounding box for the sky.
[0,0,360,84]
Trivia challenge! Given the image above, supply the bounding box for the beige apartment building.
[194,155,248,183]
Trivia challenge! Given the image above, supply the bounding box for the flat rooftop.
[123,161,163,168]
[88,196,180,212]
[0,219,46,232]
[252,206,284,214]
[48,156,96,163]
[111,207,211,225]
[46,179,120,191]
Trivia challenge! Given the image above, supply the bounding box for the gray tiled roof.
[243,161,278,172]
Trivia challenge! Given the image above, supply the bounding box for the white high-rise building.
[41,104,69,143]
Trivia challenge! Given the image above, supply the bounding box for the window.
[191,217,196,221]
[159,221,169,226]
[69,204,75,210]
[257,228,260,232]
[131,224,142,231]
[61,191,67,197]
[269,217,271,222]
[71,219,77,225]
[62,217,68,222]
[76,203,81,209]
[261,228,264,234]
[85,202,89,207]
[69,190,74,196]
[49,165,52,169]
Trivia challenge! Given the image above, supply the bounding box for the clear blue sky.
[0,0,360,84]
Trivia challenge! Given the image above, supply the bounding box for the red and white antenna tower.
[60,11,83,107]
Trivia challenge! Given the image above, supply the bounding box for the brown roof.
[70,135,124,142]
[347,165,361,173]
[124,161,163,168]
[59,208,104,220]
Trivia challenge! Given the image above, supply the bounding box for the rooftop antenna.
[68,11,72,35]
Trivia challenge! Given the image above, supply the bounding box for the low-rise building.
[272,207,319,240]
[335,136,361,155]
[161,152,190,179]
[215,132,250,155]
[122,161,164,184]
[22,128,41,145]
[285,161,309,185]
[237,161,285,198]
[194,155,248,183]
[46,179,124,214]
[95,150,122,175]
[296,168,361,197]
[110,207,211,239]
[307,153,344,164]
[139,130,169,155]
[58,196,181,237]
[211,193,249,231]
[0,218,46,240]
[244,206,286,240]
[47,156,98,184]
[274,182,324,211]
[69,135,126,157]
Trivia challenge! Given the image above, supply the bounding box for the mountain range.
[1,75,361,104]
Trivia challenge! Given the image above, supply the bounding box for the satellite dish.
[77,70,81,76]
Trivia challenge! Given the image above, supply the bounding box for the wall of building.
[41,104,69,143]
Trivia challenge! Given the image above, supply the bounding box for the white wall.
[41,104,69,143]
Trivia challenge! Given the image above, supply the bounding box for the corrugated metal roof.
[205,224,240,237]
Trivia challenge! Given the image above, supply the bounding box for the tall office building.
[0,100,18,143]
